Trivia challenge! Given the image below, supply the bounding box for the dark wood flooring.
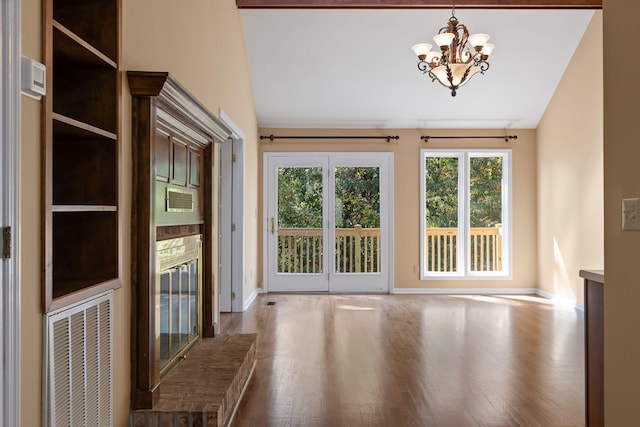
[222,294,584,426]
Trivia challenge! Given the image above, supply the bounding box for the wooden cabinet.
[43,0,121,312]
[580,270,604,427]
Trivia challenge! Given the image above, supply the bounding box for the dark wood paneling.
[237,0,601,8]
[156,224,203,241]
[203,144,215,338]
[130,95,159,410]
[155,130,170,182]
[189,150,201,187]
[172,139,188,186]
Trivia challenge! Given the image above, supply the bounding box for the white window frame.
[420,149,512,280]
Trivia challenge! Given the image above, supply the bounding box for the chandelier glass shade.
[412,13,494,96]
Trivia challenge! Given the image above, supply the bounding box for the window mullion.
[460,153,470,276]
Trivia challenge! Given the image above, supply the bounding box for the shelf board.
[52,205,117,212]
[52,113,117,140]
[53,20,117,68]
[48,277,121,313]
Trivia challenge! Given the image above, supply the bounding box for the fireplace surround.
[128,71,231,408]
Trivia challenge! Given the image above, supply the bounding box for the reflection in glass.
[158,260,200,370]
[277,167,324,273]
[159,272,170,366]
[170,269,180,356]
[189,261,198,339]
[180,265,189,346]
[334,167,381,274]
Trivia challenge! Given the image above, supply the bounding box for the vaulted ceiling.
[239,1,600,129]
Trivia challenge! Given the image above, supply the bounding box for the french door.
[265,153,393,293]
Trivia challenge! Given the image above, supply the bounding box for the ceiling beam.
[236,0,601,9]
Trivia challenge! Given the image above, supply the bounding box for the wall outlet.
[622,198,640,230]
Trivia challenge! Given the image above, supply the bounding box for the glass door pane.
[424,156,459,273]
[334,167,381,274]
[469,156,503,272]
[277,166,324,274]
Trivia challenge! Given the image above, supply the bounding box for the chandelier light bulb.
[468,33,491,49]
[426,51,441,63]
[411,43,432,60]
[433,33,455,49]
[481,43,495,56]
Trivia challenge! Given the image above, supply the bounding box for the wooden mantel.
[128,71,232,409]
[236,0,601,8]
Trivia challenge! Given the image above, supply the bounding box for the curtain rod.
[421,135,518,142]
[260,134,400,142]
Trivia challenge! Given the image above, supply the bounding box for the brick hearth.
[130,333,257,427]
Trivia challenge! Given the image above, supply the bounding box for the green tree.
[470,157,502,227]
[425,156,502,228]
[425,157,459,228]
[334,167,380,228]
[277,167,323,228]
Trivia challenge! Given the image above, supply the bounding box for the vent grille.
[167,188,194,212]
[46,292,113,427]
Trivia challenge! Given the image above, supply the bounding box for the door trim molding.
[1,0,22,424]
[218,109,245,312]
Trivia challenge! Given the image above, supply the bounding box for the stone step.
[131,333,257,427]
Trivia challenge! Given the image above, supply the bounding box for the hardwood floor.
[223,294,584,426]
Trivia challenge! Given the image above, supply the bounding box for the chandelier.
[411,9,494,97]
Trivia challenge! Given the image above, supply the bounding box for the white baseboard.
[535,289,554,300]
[392,287,540,295]
[243,288,260,311]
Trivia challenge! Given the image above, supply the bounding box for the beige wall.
[19,0,259,425]
[259,128,538,291]
[537,12,603,307]
[603,0,640,424]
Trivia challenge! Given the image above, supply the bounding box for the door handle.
[270,217,275,234]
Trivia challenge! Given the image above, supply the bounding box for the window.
[421,149,511,279]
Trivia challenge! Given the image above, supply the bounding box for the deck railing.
[335,225,380,273]
[426,226,503,272]
[277,225,502,274]
[277,225,380,273]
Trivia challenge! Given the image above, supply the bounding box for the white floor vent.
[44,291,113,427]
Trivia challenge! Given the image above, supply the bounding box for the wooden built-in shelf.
[52,205,117,212]
[53,113,117,140]
[53,21,117,69]
[53,0,118,62]
[43,0,121,313]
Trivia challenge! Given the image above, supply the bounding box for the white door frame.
[263,152,394,293]
[265,155,330,292]
[218,109,245,312]
[218,140,233,312]
[1,0,22,424]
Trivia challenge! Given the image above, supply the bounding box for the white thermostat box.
[21,56,46,100]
